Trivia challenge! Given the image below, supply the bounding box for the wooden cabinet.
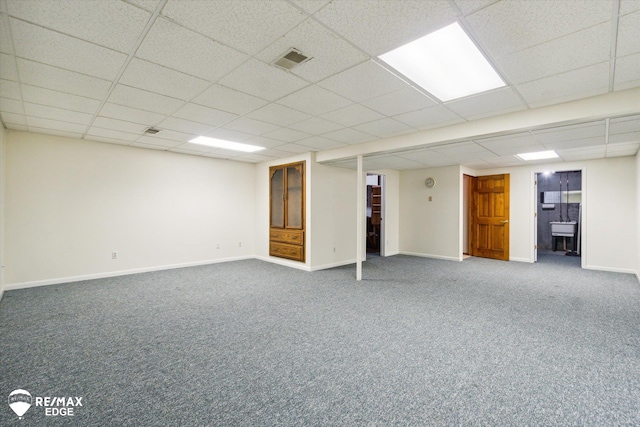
[269,161,305,262]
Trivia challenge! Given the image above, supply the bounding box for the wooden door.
[470,174,510,261]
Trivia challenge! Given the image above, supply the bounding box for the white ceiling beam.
[316,86,640,163]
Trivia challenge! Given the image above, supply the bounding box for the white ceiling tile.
[26,116,87,134]
[613,52,640,91]
[486,156,527,167]
[261,127,312,142]
[431,141,488,156]
[92,117,148,134]
[314,0,458,56]
[245,136,291,149]
[161,0,306,55]
[172,103,238,128]
[245,103,311,126]
[119,58,210,101]
[23,102,93,125]
[609,131,640,144]
[606,141,640,156]
[616,11,640,57]
[193,85,269,116]
[135,17,249,82]
[227,153,276,163]
[453,0,499,15]
[476,132,543,156]
[260,147,302,157]
[10,18,127,80]
[277,85,352,115]
[204,127,255,143]
[223,117,280,136]
[271,143,312,153]
[27,127,82,139]
[393,105,465,130]
[366,155,426,170]
[136,135,185,148]
[7,0,150,53]
[21,85,101,114]
[256,19,368,82]
[0,97,24,114]
[318,61,408,102]
[288,117,343,135]
[620,0,640,15]
[320,104,385,127]
[218,58,309,101]
[395,148,439,164]
[123,0,162,13]
[86,127,140,142]
[444,87,526,120]
[85,135,132,147]
[534,121,605,144]
[290,0,331,14]
[322,127,379,144]
[157,117,213,135]
[515,62,610,108]
[353,118,414,138]
[361,87,437,116]
[0,52,18,80]
[5,124,29,131]
[16,58,111,99]
[108,85,184,115]
[99,103,166,126]
[149,129,195,142]
[466,0,612,57]
[1,112,27,125]
[297,136,346,150]
[557,145,606,161]
[0,79,21,100]
[497,22,610,85]
[541,137,604,151]
[610,115,640,134]
[131,142,170,150]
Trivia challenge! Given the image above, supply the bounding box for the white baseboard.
[399,251,461,262]
[583,264,638,276]
[254,255,312,271]
[310,259,356,271]
[509,257,532,263]
[3,256,254,291]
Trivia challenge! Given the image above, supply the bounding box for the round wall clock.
[425,177,436,188]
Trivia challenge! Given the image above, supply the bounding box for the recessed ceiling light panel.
[516,150,559,161]
[188,136,265,153]
[378,22,506,102]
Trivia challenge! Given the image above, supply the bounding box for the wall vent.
[273,48,311,70]
[144,127,161,135]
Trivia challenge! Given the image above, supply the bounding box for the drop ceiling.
[0,0,639,170]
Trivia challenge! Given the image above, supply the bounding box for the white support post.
[356,155,363,281]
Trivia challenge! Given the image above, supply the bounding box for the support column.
[356,155,363,281]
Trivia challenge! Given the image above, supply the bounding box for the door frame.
[366,173,386,257]
[531,167,586,268]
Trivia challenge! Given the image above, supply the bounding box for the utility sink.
[550,221,577,237]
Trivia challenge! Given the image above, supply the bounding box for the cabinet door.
[270,167,284,228]
[286,164,303,229]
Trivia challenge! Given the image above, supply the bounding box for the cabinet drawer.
[270,229,304,246]
[270,242,304,262]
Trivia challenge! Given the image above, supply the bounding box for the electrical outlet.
[239,241,242,247]
[112,251,118,259]
[333,247,336,253]
[216,243,220,249]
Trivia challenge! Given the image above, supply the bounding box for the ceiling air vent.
[144,127,161,135]
[273,48,311,70]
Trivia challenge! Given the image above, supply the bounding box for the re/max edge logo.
[8,389,84,418]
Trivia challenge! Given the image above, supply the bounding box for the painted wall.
[481,157,637,273]
[0,127,6,296]
[636,152,640,281]
[399,165,461,261]
[5,131,256,286]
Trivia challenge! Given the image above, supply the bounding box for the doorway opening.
[366,173,385,258]
[535,170,582,266]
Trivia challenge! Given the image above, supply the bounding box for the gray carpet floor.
[1,254,639,426]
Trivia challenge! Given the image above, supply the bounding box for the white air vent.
[144,127,161,135]
[273,48,311,70]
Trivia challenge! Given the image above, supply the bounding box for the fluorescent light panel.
[516,150,559,161]
[188,136,265,152]
[378,22,505,102]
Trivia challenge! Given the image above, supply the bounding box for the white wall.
[399,165,462,261]
[480,157,637,273]
[637,152,640,281]
[0,127,6,297]
[310,162,357,270]
[5,131,256,287]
